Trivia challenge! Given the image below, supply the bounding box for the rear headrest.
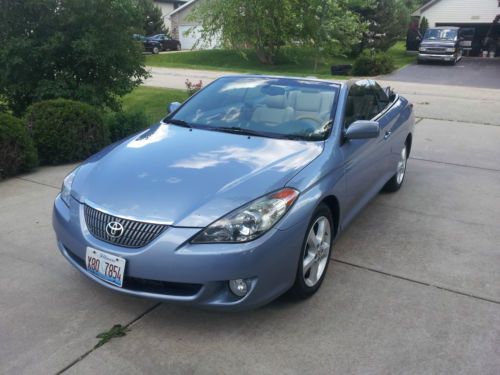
[264,95,287,109]
[293,92,322,112]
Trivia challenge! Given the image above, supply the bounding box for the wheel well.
[406,133,412,157]
[322,196,340,238]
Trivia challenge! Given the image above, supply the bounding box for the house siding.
[414,0,499,26]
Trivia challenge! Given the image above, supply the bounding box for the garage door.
[178,25,219,50]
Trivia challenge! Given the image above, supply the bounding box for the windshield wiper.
[166,119,192,128]
[209,126,264,137]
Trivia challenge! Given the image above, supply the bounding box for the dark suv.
[418,26,462,65]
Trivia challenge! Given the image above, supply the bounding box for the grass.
[146,41,415,78]
[121,86,188,124]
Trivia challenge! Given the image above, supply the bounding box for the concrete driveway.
[383,57,500,89]
[1,72,500,374]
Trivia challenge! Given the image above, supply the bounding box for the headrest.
[294,92,321,112]
[264,95,287,109]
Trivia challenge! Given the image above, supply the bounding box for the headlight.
[419,47,426,52]
[446,47,456,53]
[192,188,299,243]
[61,168,78,207]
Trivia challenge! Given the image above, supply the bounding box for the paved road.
[383,57,500,89]
[1,71,500,374]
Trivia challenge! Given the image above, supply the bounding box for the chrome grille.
[84,205,167,248]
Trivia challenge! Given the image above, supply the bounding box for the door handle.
[384,131,392,140]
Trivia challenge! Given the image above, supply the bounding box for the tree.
[0,0,149,115]
[137,0,168,36]
[350,0,410,53]
[419,16,429,35]
[296,0,365,72]
[190,0,297,64]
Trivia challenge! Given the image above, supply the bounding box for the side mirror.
[345,120,380,140]
[168,102,181,114]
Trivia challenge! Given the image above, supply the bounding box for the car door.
[370,80,397,176]
[339,80,388,225]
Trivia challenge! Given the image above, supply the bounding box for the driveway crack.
[56,302,162,374]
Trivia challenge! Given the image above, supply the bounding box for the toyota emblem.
[106,221,124,238]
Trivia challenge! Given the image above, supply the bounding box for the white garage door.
[178,25,219,50]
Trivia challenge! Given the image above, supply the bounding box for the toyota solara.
[53,76,415,311]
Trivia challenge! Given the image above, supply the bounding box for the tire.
[176,43,181,51]
[152,46,159,55]
[383,142,408,193]
[290,203,334,299]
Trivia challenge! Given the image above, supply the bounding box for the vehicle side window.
[371,82,390,113]
[343,81,379,128]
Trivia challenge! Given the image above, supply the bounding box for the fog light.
[229,279,248,297]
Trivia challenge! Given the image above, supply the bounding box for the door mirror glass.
[345,120,380,140]
[168,102,181,114]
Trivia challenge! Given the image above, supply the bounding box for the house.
[168,0,221,50]
[153,0,187,31]
[412,0,500,55]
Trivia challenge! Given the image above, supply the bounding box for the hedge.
[0,113,38,178]
[351,52,396,76]
[26,99,109,165]
[104,110,149,143]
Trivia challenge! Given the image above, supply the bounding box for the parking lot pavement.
[382,58,500,89]
[1,78,500,374]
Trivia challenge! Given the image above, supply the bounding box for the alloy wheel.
[396,146,407,184]
[303,216,331,287]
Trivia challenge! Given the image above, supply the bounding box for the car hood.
[72,124,324,227]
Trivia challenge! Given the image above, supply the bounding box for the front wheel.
[290,204,333,299]
[383,144,408,192]
[152,46,160,54]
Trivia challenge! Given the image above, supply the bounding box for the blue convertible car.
[53,76,415,310]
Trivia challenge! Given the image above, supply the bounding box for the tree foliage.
[191,0,366,65]
[295,0,365,71]
[351,0,410,53]
[0,0,149,115]
[137,0,168,36]
[190,0,297,64]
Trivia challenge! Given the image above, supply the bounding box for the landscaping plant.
[0,113,38,178]
[26,99,109,165]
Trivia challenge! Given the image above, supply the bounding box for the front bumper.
[418,53,455,61]
[52,195,307,311]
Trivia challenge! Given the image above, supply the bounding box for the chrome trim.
[83,205,168,248]
[84,199,174,225]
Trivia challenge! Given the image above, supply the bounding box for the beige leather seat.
[289,91,335,120]
[251,95,294,126]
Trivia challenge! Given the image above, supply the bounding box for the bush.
[0,113,38,178]
[351,51,396,76]
[26,99,109,165]
[104,111,149,143]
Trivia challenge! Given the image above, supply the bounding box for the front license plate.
[85,247,126,287]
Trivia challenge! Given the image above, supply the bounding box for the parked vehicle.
[418,26,463,64]
[147,33,181,51]
[133,34,162,54]
[53,76,415,311]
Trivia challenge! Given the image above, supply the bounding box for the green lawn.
[121,86,188,124]
[146,41,414,78]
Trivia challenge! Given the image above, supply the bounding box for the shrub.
[185,79,203,96]
[104,111,150,143]
[26,99,109,165]
[0,113,38,178]
[351,51,396,76]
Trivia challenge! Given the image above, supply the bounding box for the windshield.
[424,28,458,41]
[166,77,339,141]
